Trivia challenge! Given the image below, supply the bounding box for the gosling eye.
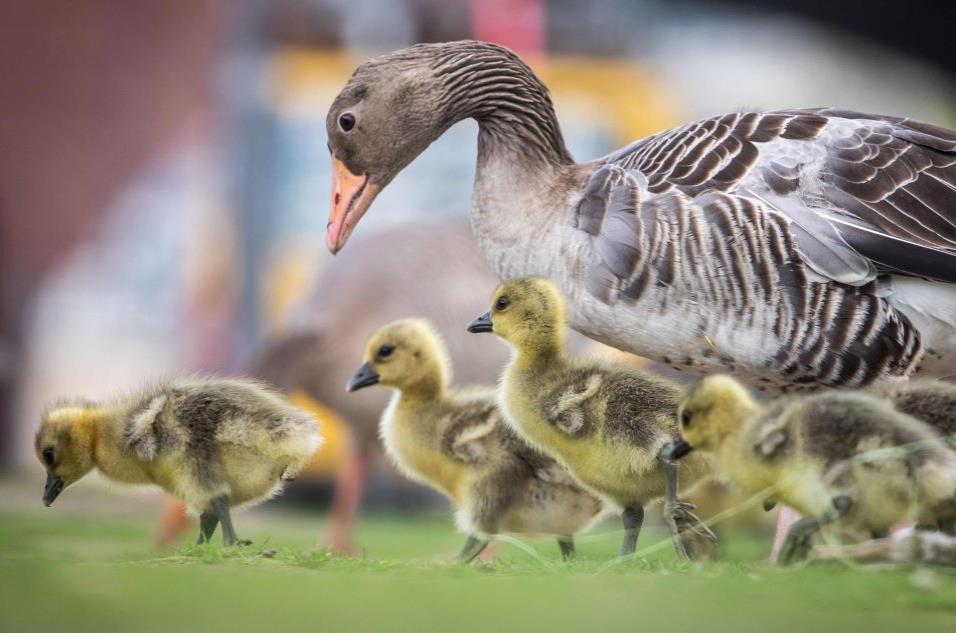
[339,112,356,132]
[495,296,510,311]
[681,410,693,428]
[42,447,55,466]
[377,344,395,360]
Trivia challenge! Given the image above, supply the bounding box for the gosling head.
[347,318,451,395]
[668,375,757,460]
[34,402,99,506]
[468,277,566,355]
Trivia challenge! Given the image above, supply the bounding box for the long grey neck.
[432,44,574,170]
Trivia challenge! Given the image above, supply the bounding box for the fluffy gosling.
[670,375,956,564]
[874,380,956,444]
[468,277,715,560]
[35,377,322,545]
[347,318,603,562]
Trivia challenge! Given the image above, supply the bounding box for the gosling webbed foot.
[666,499,717,560]
[455,534,490,564]
[670,500,717,542]
[779,516,825,565]
[656,446,714,561]
[779,494,853,565]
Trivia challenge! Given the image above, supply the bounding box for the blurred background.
[1,0,955,551]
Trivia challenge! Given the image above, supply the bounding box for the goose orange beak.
[327,157,381,254]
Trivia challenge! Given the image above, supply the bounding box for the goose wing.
[600,109,956,283]
[574,168,923,387]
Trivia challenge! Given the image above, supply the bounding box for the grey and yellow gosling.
[469,277,715,560]
[874,380,956,444]
[347,318,603,562]
[670,375,956,564]
[35,377,322,546]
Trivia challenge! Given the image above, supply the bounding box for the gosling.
[347,318,603,562]
[669,375,956,564]
[468,277,715,560]
[874,380,956,445]
[35,377,322,546]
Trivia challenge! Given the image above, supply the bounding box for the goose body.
[325,41,956,391]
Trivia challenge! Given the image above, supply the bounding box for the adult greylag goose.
[325,40,956,391]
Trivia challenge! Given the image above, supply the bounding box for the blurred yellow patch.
[286,390,352,477]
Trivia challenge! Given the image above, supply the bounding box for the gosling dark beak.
[666,439,694,461]
[346,362,380,392]
[43,473,64,507]
[467,312,493,334]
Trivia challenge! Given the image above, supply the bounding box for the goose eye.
[495,296,510,311]
[42,447,55,466]
[339,112,355,132]
[377,344,395,359]
[681,411,692,428]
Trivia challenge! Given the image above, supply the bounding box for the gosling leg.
[658,447,716,561]
[619,506,645,557]
[196,511,219,545]
[557,536,575,560]
[779,494,852,565]
[210,495,250,547]
[456,534,490,563]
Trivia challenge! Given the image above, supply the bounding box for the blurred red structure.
[0,1,226,462]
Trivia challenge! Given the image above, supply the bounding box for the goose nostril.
[334,192,341,206]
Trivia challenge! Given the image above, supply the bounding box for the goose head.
[348,318,451,397]
[35,404,99,506]
[326,44,455,253]
[669,375,757,459]
[469,277,566,356]
[326,40,571,254]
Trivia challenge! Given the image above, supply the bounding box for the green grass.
[1,506,955,633]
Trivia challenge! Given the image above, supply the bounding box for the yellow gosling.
[672,374,956,564]
[469,277,715,560]
[35,377,322,546]
[347,318,602,562]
